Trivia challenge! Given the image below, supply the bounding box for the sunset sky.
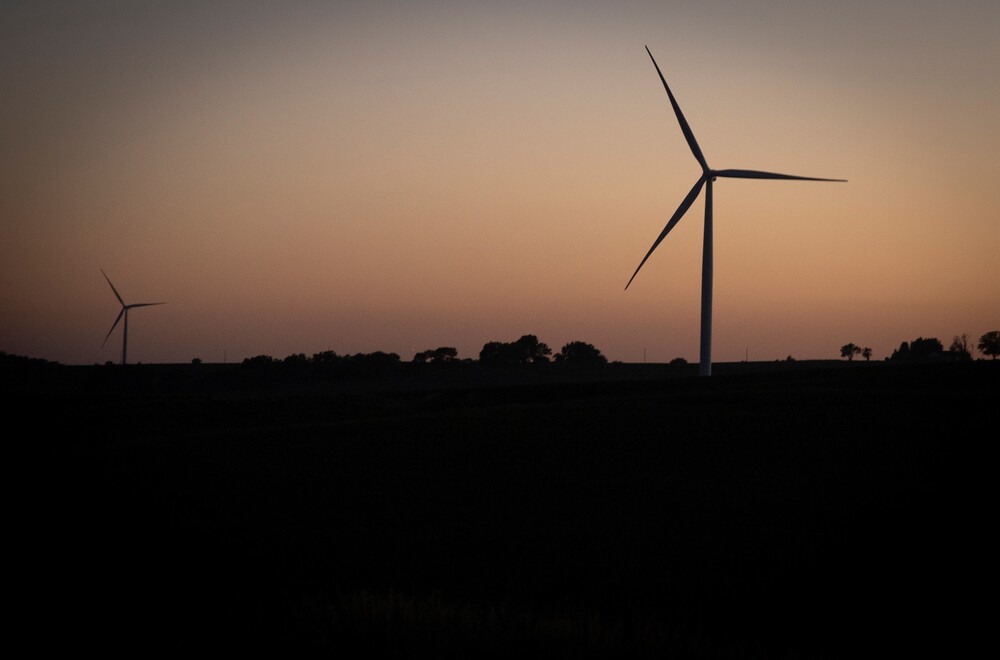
[3,1,997,365]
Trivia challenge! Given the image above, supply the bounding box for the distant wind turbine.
[101,270,165,365]
[626,47,845,376]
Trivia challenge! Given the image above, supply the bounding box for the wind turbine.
[101,270,165,365]
[626,47,845,376]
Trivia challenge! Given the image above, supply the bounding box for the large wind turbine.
[626,47,845,376]
[101,270,165,365]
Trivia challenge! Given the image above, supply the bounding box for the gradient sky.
[3,1,998,364]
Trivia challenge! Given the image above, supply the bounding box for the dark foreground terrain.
[21,361,997,656]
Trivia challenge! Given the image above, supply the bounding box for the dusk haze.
[3,1,997,364]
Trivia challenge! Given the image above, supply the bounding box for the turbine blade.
[646,46,709,173]
[102,309,124,347]
[714,169,846,182]
[626,176,706,290]
[101,269,125,305]
[128,302,166,308]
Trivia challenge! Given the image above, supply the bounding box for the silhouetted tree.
[949,334,973,361]
[556,341,607,365]
[479,335,551,365]
[978,330,1000,360]
[669,357,687,366]
[515,335,551,364]
[479,341,508,365]
[840,343,861,361]
[413,347,458,364]
[434,347,458,362]
[0,351,57,368]
[278,353,310,378]
[240,354,277,379]
[243,354,275,367]
[861,347,872,361]
[312,350,340,366]
[890,337,943,361]
[910,337,943,360]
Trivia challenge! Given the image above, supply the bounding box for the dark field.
[23,361,996,656]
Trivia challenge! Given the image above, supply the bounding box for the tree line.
[478,335,607,366]
[841,330,999,362]
[238,335,610,374]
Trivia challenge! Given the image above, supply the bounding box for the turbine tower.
[626,47,845,376]
[101,270,165,365]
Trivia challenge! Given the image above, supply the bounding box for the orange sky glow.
[2,1,997,364]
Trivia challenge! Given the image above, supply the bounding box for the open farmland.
[24,361,995,657]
